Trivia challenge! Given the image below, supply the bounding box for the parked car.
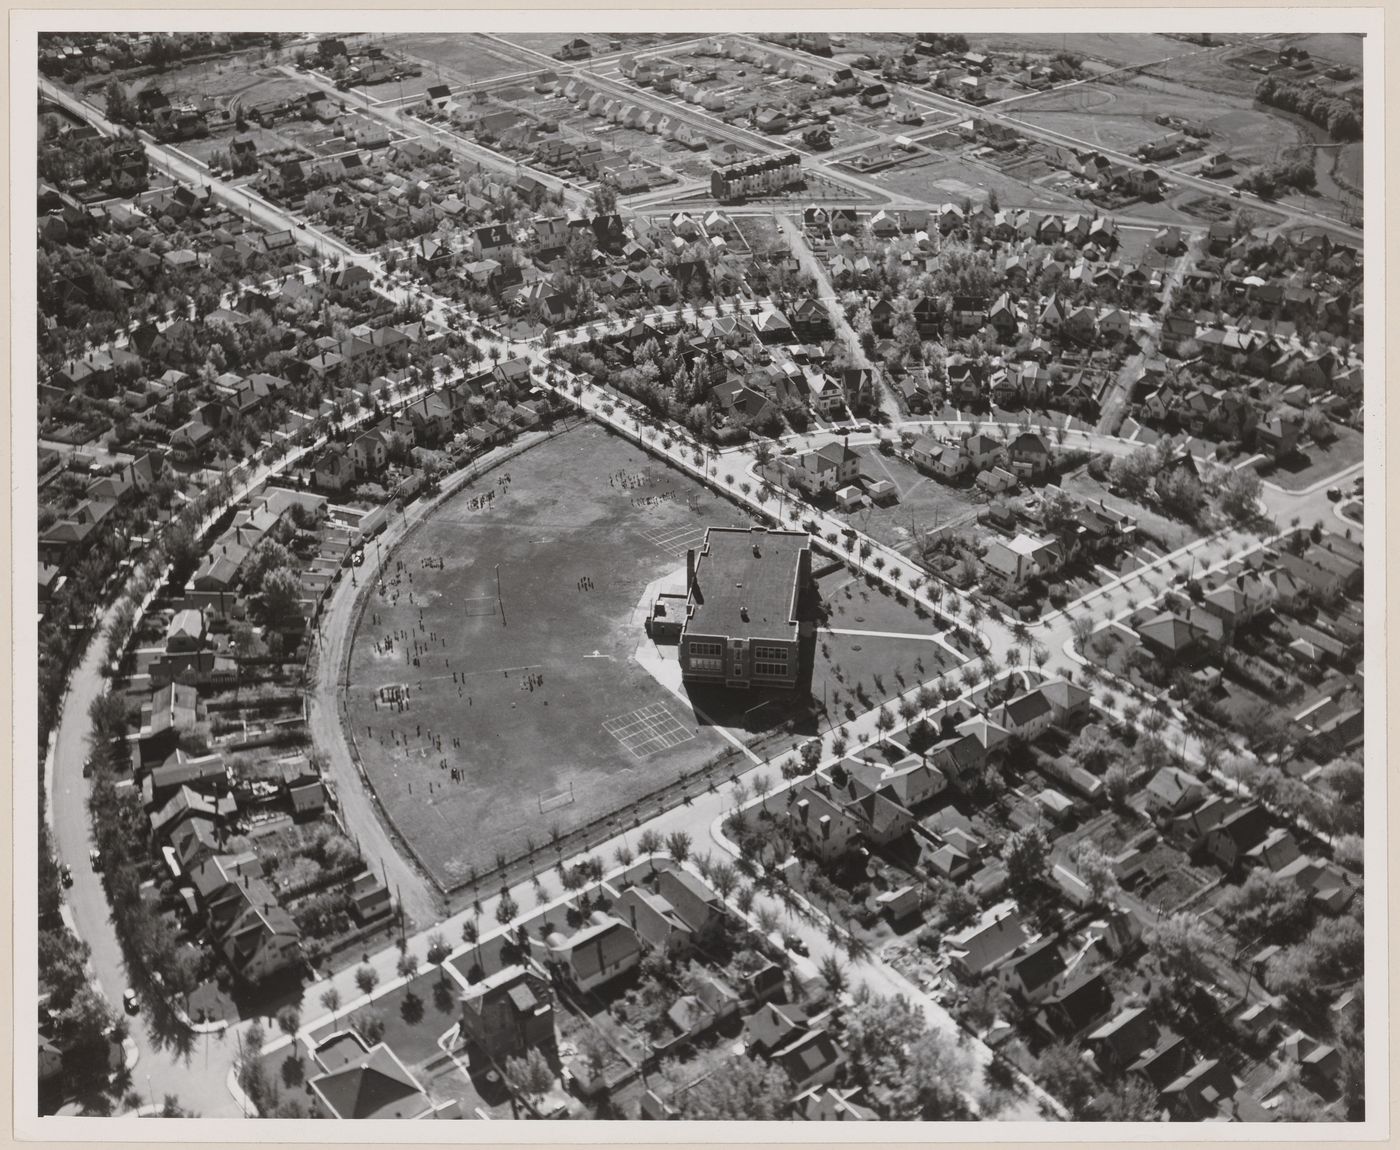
[123,989,140,1015]
[1327,486,1342,501]
[89,848,102,871]
[60,864,73,888]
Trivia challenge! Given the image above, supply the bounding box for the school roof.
[685,527,809,642]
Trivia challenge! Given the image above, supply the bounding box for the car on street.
[784,934,809,956]
[60,864,73,888]
[90,847,102,871]
[1327,486,1342,501]
[123,989,140,1015]
[82,756,93,778]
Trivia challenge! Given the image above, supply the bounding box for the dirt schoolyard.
[342,423,756,889]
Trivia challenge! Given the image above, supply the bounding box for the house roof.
[554,917,641,982]
[1146,766,1203,808]
[1136,611,1209,653]
[995,687,1054,729]
[1001,936,1065,994]
[1039,677,1091,713]
[1040,971,1113,1036]
[946,901,1029,973]
[311,1041,434,1119]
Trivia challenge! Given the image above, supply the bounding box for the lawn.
[1265,425,1365,491]
[345,970,464,1065]
[343,424,752,889]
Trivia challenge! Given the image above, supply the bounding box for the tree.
[1036,1041,1098,1117]
[1218,467,1263,526]
[354,964,379,995]
[426,932,450,965]
[105,80,133,124]
[637,829,663,856]
[320,987,341,1023]
[669,1054,794,1120]
[665,830,692,863]
[1147,912,1217,990]
[496,892,519,924]
[396,950,420,979]
[842,989,927,1069]
[710,861,739,902]
[1097,1074,1160,1120]
[963,979,1007,1032]
[502,1047,555,1114]
[1070,839,1119,905]
[1069,723,1118,773]
[461,918,479,945]
[236,1021,270,1114]
[276,1007,300,1039]
[1104,763,1131,810]
[1215,868,1311,946]
[257,566,304,629]
[1109,447,1159,501]
[940,883,978,929]
[1002,826,1050,898]
[818,953,847,994]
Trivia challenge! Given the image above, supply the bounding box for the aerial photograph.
[26,22,1370,1128]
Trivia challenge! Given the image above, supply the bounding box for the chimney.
[819,814,832,840]
[686,548,695,595]
[796,799,810,824]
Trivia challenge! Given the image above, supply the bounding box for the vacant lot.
[344,424,751,888]
[498,32,692,57]
[836,447,985,553]
[863,153,1083,212]
[154,61,319,112]
[387,33,542,84]
[1007,73,1301,166]
[971,32,1185,68]
[1286,32,1364,71]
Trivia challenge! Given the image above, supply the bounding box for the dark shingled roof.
[685,527,808,641]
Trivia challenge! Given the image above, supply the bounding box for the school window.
[690,657,722,672]
[689,641,722,657]
[755,662,789,678]
[733,661,744,677]
[753,645,788,664]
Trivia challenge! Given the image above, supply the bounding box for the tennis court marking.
[603,702,694,758]
[640,524,708,557]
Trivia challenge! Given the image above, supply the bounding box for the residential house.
[945,901,1032,979]
[538,915,642,994]
[458,965,555,1059]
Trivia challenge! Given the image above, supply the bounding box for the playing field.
[343,424,756,889]
[384,33,537,85]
